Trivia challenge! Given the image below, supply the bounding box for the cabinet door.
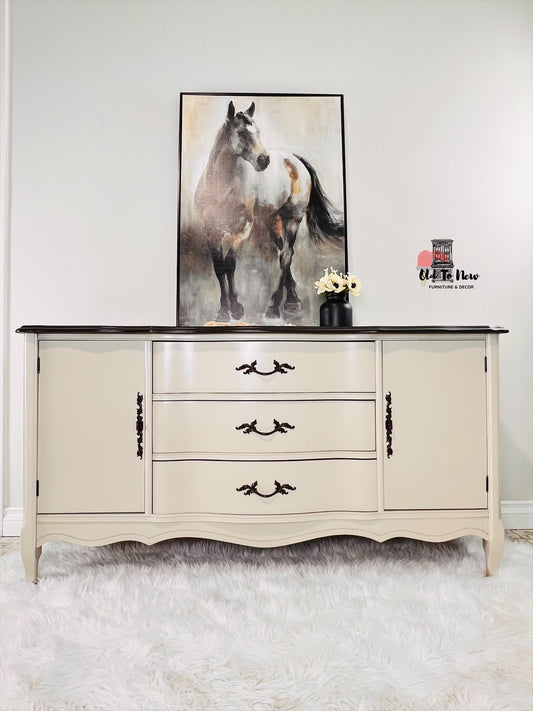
[37,341,145,513]
[383,340,487,510]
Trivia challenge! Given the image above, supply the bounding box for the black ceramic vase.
[319,291,353,327]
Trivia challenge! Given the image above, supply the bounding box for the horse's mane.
[206,122,231,167]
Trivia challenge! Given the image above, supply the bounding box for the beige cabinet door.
[37,341,145,513]
[383,340,487,510]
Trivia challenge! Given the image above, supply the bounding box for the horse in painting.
[194,100,344,322]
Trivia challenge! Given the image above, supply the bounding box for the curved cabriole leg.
[21,526,41,583]
[22,545,42,584]
[483,519,505,576]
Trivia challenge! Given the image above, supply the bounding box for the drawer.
[153,400,376,454]
[153,340,375,393]
[153,460,377,514]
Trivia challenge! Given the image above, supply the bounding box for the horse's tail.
[295,155,344,244]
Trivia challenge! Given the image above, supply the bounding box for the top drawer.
[153,340,375,393]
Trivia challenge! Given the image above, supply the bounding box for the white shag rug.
[0,535,532,711]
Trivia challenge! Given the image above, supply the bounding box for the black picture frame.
[177,92,348,326]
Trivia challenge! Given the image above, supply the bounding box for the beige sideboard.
[17,325,507,581]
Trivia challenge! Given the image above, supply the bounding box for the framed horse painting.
[177,92,347,326]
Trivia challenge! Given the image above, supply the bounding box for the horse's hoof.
[284,300,302,313]
[230,302,245,320]
[215,310,230,322]
[265,306,280,319]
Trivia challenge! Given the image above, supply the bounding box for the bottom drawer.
[153,460,377,514]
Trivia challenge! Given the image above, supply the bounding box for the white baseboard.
[2,502,532,538]
[2,507,22,536]
[501,500,533,530]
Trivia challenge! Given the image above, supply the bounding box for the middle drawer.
[153,400,376,455]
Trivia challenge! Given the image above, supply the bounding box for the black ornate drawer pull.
[236,480,296,498]
[235,419,295,436]
[136,392,144,459]
[385,391,393,458]
[235,359,295,376]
